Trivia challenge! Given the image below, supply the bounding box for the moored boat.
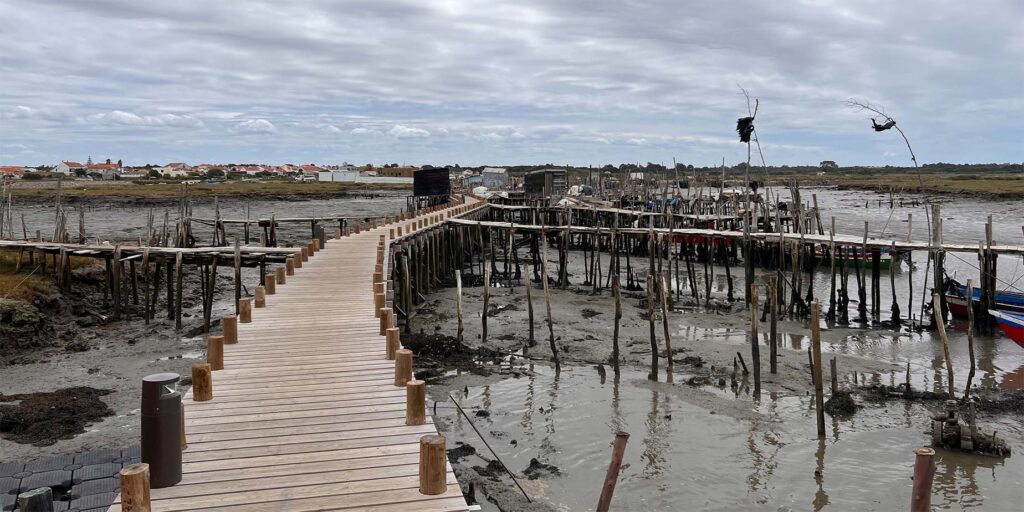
[990,310,1024,348]
[946,280,1024,318]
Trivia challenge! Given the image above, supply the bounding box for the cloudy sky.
[1,0,1021,167]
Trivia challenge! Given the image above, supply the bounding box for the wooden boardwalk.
[109,200,477,511]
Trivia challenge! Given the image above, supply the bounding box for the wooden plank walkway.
[109,199,479,512]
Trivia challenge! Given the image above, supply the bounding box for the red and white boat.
[990,310,1024,348]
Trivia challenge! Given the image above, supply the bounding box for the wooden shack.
[524,168,567,199]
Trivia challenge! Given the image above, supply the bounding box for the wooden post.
[810,301,825,438]
[658,274,673,371]
[119,463,152,512]
[419,434,447,495]
[221,313,236,346]
[406,379,426,426]
[965,280,977,398]
[207,335,224,371]
[596,432,630,512]
[191,363,212,402]
[395,348,413,386]
[482,264,490,344]
[386,327,400,360]
[750,283,760,396]
[264,274,276,294]
[380,307,393,336]
[16,487,54,512]
[769,276,778,374]
[646,274,658,380]
[239,298,252,322]
[375,292,385,318]
[910,447,936,512]
[829,357,839,395]
[275,266,286,285]
[285,257,295,276]
[294,251,302,268]
[254,285,266,308]
[931,292,955,400]
[455,270,465,343]
[301,247,309,262]
[525,263,535,346]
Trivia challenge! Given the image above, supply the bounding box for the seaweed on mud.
[522,458,561,480]
[448,442,478,462]
[972,389,1024,415]
[0,387,114,446]
[824,390,859,416]
[580,308,602,318]
[857,384,946,402]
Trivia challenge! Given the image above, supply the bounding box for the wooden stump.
[264,274,276,295]
[119,463,152,512]
[301,247,309,262]
[285,258,295,276]
[386,327,400,360]
[16,487,54,512]
[395,349,413,386]
[207,335,224,371]
[418,434,447,495]
[191,363,212,402]
[294,252,303,268]
[254,286,266,308]
[313,239,321,251]
[239,298,252,323]
[406,379,426,425]
[275,267,286,285]
[398,226,403,237]
[223,315,237,345]
[375,292,385,318]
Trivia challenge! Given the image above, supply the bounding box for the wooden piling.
[386,327,400,360]
[406,379,426,426]
[375,292,385,318]
[750,283,761,396]
[646,274,658,380]
[482,264,490,344]
[595,432,630,512]
[254,285,266,308]
[191,363,213,402]
[455,270,465,343]
[810,301,825,438]
[931,292,955,400]
[207,335,224,371]
[380,307,393,336]
[264,274,276,294]
[119,463,152,512]
[286,257,295,276]
[659,274,673,372]
[612,273,622,373]
[769,276,778,374]
[395,348,413,386]
[275,266,286,285]
[418,434,447,495]
[239,298,252,323]
[910,447,936,512]
[223,315,237,345]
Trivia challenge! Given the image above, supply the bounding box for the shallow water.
[439,364,1022,511]
[13,191,408,246]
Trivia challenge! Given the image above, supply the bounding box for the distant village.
[0,157,515,189]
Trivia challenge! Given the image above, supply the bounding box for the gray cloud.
[0,0,1020,166]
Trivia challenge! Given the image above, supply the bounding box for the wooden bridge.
[109,198,480,512]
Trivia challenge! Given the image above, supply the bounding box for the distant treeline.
[488,162,1023,177]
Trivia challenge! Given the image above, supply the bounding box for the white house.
[156,162,191,177]
[54,161,85,175]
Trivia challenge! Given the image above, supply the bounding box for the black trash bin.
[141,372,182,488]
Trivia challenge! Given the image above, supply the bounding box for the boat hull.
[946,283,1024,319]
[990,310,1024,348]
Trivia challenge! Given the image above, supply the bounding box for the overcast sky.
[1,0,1021,167]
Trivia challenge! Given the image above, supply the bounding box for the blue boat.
[945,280,1024,318]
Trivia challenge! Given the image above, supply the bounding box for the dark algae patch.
[824,390,859,416]
[0,387,113,446]
[523,458,561,480]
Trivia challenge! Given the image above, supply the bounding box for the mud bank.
[407,245,1021,510]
